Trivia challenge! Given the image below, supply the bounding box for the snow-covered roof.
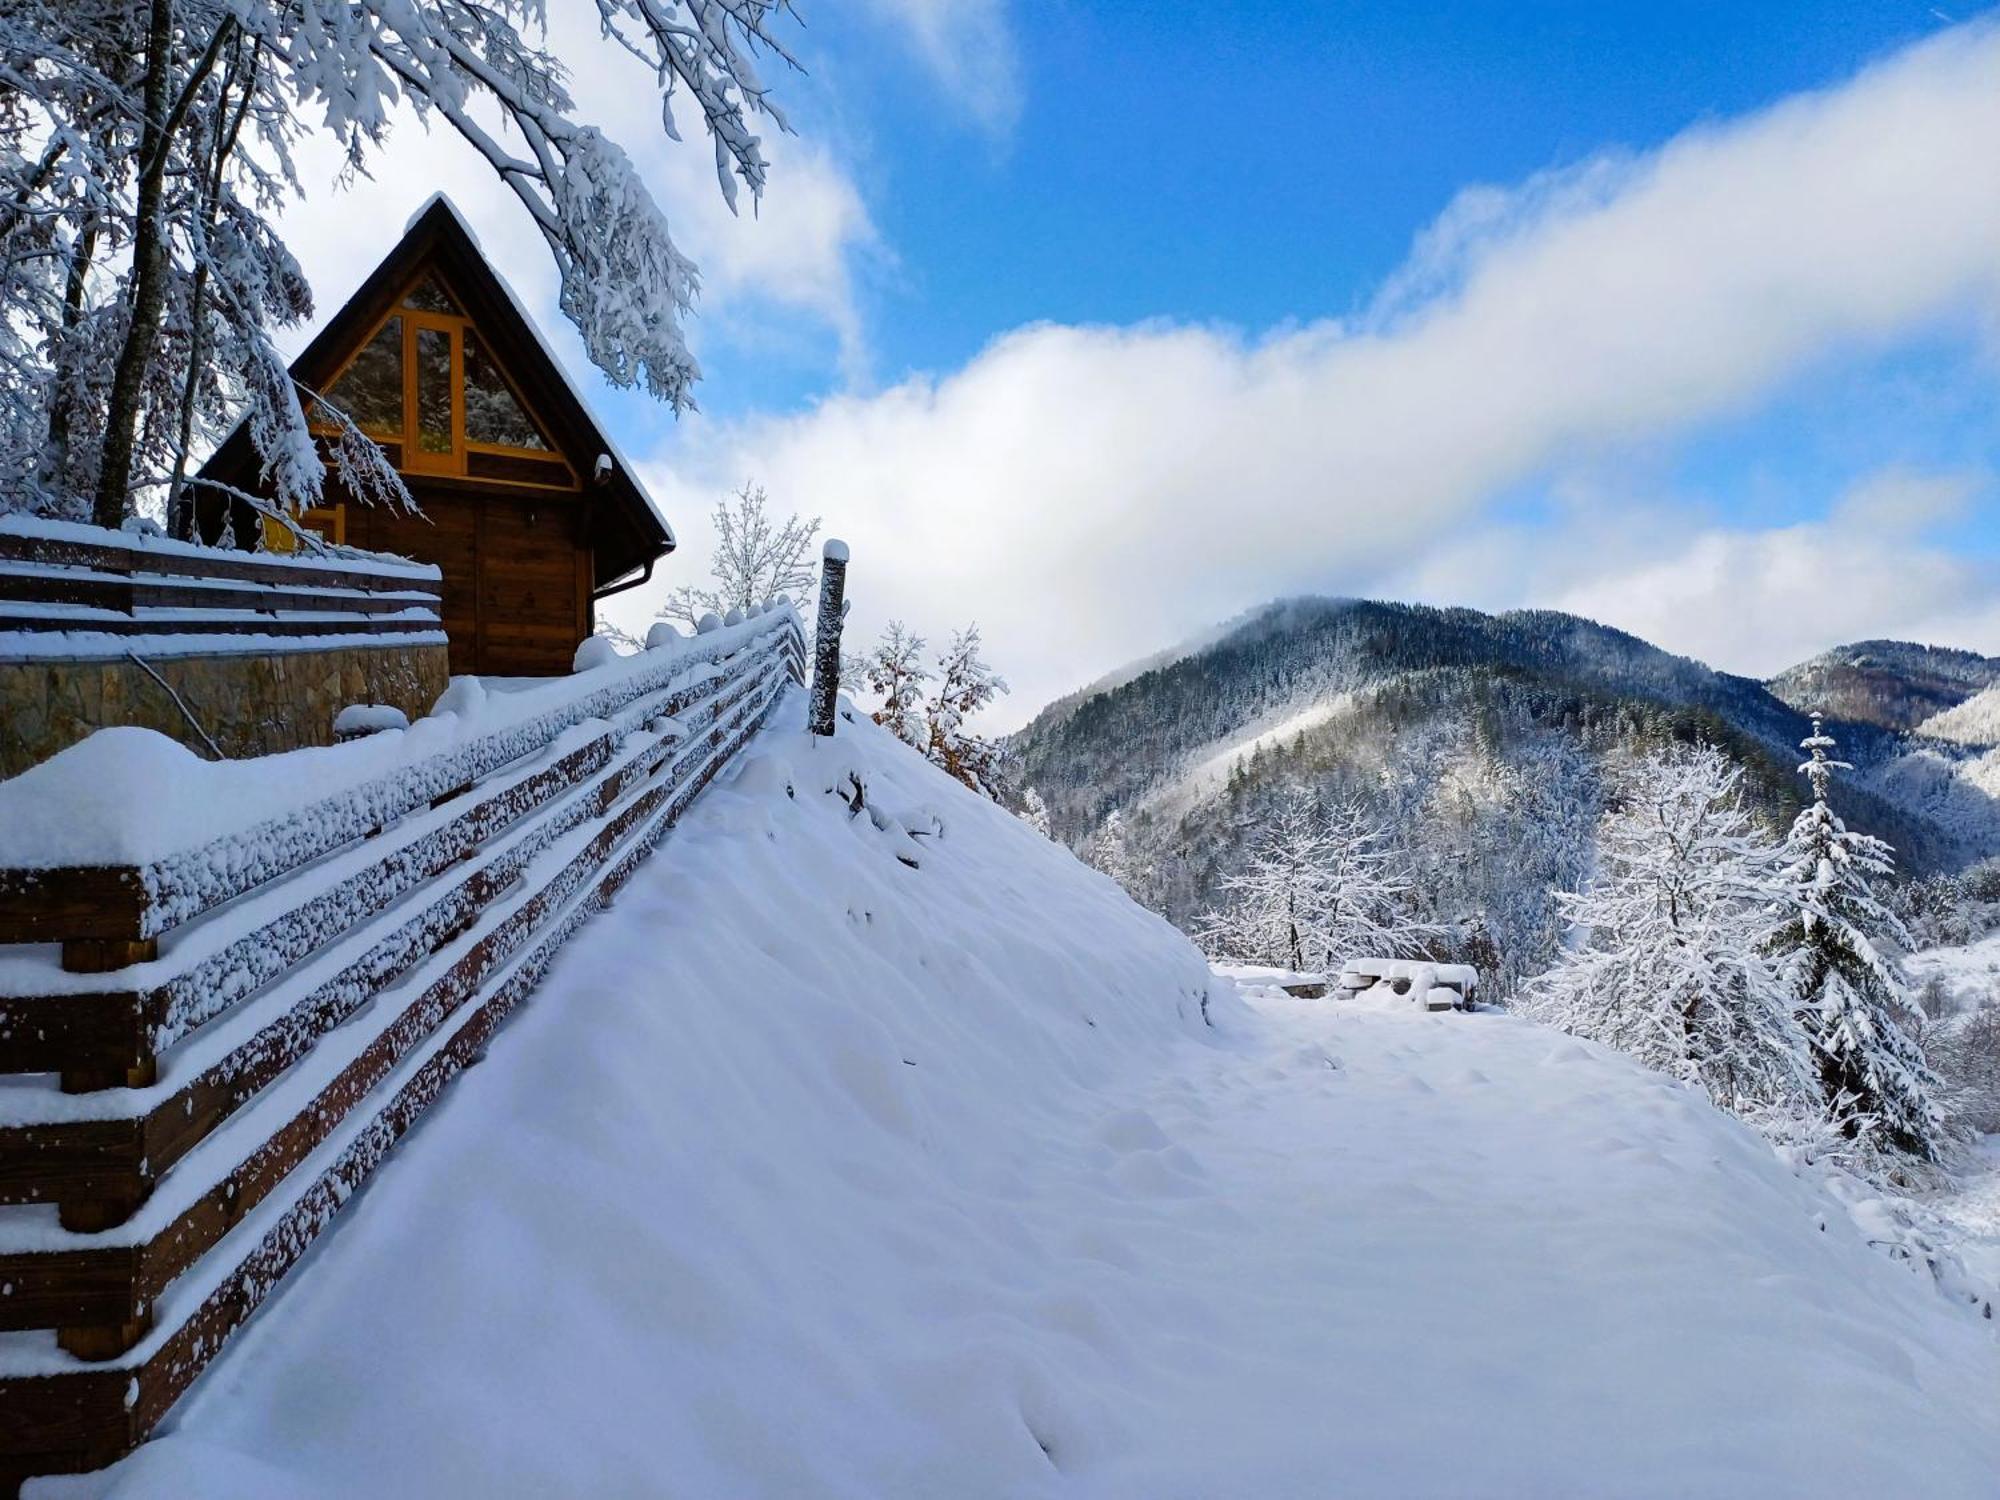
[199,195,674,579]
[435,193,675,554]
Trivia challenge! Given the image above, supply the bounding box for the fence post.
[809,540,848,737]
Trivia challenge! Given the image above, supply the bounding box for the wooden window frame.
[314,267,578,492]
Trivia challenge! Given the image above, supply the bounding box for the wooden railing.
[0,606,807,1489]
[0,518,443,644]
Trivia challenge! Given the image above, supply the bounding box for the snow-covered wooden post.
[809,540,849,737]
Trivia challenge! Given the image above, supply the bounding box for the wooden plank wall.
[0,611,810,1494]
[348,487,587,677]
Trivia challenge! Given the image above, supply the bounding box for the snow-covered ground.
[43,697,2000,1499]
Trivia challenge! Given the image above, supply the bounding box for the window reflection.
[403,274,462,315]
[464,331,548,450]
[416,326,453,453]
[323,315,402,435]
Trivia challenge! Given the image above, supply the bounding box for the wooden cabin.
[199,195,674,676]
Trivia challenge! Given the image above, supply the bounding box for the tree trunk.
[39,224,99,496]
[168,40,250,541]
[91,0,177,531]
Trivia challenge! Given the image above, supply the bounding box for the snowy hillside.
[48,691,2000,1499]
[1768,639,2000,734]
[1919,681,2000,747]
[1009,597,1986,992]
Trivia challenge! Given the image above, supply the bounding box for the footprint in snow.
[1095,1108,1172,1153]
[1542,1041,1598,1067]
[1112,1150,1208,1199]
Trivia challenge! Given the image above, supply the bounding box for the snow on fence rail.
[0,603,808,1489]
[0,514,444,655]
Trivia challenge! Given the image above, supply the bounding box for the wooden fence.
[0,521,443,643]
[0,606,807,1488]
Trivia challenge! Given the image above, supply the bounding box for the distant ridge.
[1766,639,2000,733]
[1011,598,2000,993]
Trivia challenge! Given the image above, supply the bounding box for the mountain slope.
[77,696,2000,1499]
[1767,639,2000,733]
[1920,681,2000,747]
[1010,599,1994,990]
[1020,600,1800,813]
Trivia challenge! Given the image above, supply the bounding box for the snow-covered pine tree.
[2,0,803,528]
[1523,745,1818,1116]
[861,621,930,751]
[1019,786,1054,840]
[1088,809,1136,891]
[924,625,1010,800]
[1766,713,1945,1160]
[659,483,821,627]
[1200,788,1432,973]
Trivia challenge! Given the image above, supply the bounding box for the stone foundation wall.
[0,642,451,780]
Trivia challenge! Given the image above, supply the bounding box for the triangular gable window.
[314,262,568,485]
[322,315,402,437]
[464,330,550,451]
[402,272,462,315]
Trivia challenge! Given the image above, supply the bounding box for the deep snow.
[42,697,2000,1499]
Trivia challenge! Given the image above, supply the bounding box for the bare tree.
[924,625,1010,800]
[1200,788,1433,973]
[0,0,807,529]
[660,482,821,626]
[862,620,929,749]
[1523,745,1818,1119]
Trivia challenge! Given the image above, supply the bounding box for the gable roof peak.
[404,191,483,249]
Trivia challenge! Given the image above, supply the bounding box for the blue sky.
[705,0,1953,412]
[282,3,2000,724]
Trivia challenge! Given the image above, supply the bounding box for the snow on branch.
[0,0,807,529]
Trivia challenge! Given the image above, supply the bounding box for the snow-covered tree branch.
[0,0,805,531]
[1524,745,1819,1119]
[659,482,820,626]
[1199,788,1436,973]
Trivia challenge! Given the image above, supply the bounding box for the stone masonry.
[0,642,450,780]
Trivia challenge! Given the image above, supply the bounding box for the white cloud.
[1385,467,2000,678]
[270,12,879,378]
[620,19,2000,726]
[858,0,1020,134]
[1830,465,1980,532]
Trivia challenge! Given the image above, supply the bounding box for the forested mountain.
[1767,640,2000,733]
[1011,599,2000,994]
[1917,682,2000,747]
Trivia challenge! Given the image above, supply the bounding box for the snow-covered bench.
[1338,958,1480,1011]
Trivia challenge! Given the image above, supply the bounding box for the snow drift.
[46,694,2000,1499]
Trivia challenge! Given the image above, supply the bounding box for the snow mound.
[53,698,2000,1499]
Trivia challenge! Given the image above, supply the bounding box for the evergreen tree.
[1767,714,1944,1160]
[1524,745,1818,1115]
[1088,809,1136,891]
[1019,786,1054,840]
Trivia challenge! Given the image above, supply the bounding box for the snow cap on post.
[810,541,850,737]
